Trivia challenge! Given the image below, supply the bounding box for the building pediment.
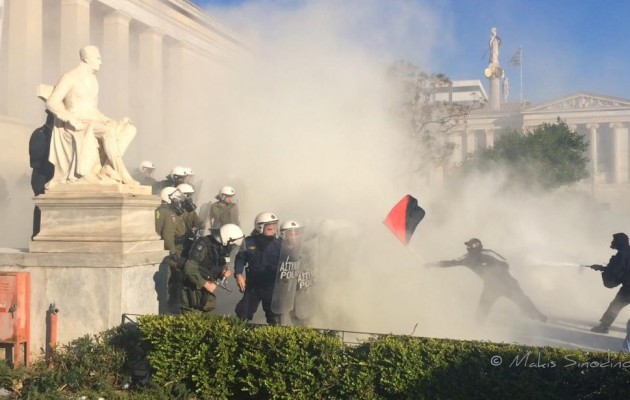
[525,92,630,112]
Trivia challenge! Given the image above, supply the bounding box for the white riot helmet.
[217,185,236,201]
[183,167,194,176]
[160,186,183,204]
[176,183,195,196]
[139,160,155,172]
[254,211,279,234]
[280,220,302,238]
[220,186,235,197]
[280,220,301,232]
[218,223,245,247]
[170,166,186,179]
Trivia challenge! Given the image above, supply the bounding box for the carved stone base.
[29,184,163,254]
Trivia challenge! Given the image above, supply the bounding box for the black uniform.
[592,233,630,331]
[234,235,282,325]
[29,111,55,237]
[434,247,547,322]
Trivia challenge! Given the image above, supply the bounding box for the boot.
[590,323,609,334]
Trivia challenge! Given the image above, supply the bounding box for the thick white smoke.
[191,0,630,350]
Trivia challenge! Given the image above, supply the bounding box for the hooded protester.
[426,238,547,323]
[590,233,630,334]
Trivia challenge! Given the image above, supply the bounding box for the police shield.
[293,235,318,321]
[271,229,303,314]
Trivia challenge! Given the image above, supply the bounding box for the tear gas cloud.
[193,0,630,347]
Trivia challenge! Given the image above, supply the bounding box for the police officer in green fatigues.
[199,186,240,230]
[177,183,203,254]
[156,187,188,312]
[181,224,245,316]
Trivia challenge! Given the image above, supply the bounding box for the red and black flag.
[383,195,425,245]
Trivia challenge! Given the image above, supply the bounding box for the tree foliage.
[388,60,484,177]
[456,118,589,191]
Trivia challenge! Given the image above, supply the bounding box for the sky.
[191,0,630,104]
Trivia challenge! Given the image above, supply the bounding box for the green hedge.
[137,314,630,399]
[2,314,630,399]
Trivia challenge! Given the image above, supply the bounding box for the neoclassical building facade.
[448,91,630,210]
[441,27,630,211]
[1,0,245,145]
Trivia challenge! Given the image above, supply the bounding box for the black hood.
[611,233,629,250]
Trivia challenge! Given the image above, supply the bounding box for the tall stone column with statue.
[484,27,504,111]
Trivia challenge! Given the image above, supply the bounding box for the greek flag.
[508,47,521,67]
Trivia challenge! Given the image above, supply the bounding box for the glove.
[590,264,605,271]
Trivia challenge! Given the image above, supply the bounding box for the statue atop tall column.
[484,27,503,112]
[45,45,138,187]
[489,27,501,66]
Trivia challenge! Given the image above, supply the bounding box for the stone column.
[586,123,599,182]
[165,42,195,140]
[137,28,164,153]
[101,10,131,119]
[5,0,43,121]
[60,0,91,73]
[610,123,629,183]
[485,128,495,148]
[450,133,464,164]
[489,76,500,112]
[465,130,476,155]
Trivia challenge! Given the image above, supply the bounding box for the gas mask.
[170,201,184,216]
[182,196,196,213]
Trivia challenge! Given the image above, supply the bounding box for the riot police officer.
[181,224,244,316]
[278,220,314,326]
[132,160,156,186]
[234,211,283,325]
[176,183,202,254]
[152,166,187,195]
[203,186,240,230]
[155,187,187,312]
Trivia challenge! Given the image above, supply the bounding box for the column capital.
[610,122,626,129]
[104,10,132,25]
[139,27,165,40]
[586,123,599,130]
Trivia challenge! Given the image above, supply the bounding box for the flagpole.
[519,46,523,104]
[406,245,426,265]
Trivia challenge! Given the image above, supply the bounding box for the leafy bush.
[3,314,630,399]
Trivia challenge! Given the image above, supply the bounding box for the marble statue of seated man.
[45,45,138,187]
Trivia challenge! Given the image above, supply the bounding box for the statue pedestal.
[30,184,163,254]
[0,184,170,355]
